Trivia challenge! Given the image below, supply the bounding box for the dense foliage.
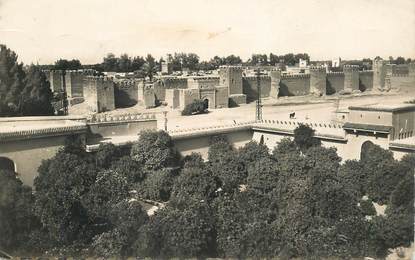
[53,59,82,70]
[1,126,413,258]
[0,45,53,116]
[0,170,38,253]
[181,99,208,116]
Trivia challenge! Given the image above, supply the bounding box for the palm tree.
[141,54,158,81]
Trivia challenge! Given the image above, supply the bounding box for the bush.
[293,124,321,151]
[130,130,178,171]
[181,99,207,115]
[360,199,376,216]
[135,169,177,201]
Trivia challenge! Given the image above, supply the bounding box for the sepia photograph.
[0,0,414,258]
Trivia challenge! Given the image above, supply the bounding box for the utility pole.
[255,66,263,122]
[163,111,168,131]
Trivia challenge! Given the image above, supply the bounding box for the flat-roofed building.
[344,104,415,141]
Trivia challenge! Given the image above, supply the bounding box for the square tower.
[219,66,243,95]
[65,71,85,98]
[84,76,115,113]
[219,65,246,105]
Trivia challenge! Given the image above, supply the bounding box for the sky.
[0,0,414,64]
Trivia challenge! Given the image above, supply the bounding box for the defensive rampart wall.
[114,80,139,107]
[279,74,310,96]
[242,76,271,102]
[326,72,345,94]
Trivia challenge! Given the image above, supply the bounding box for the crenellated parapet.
[358,70,373,75]
[309,65,326,71]
[343,64,360,71]
[187,76,220,90]
[0,116,87,142]
[162,77,188,82]
[168,121,255,140]
[280,73,310,79]
[115,79,140,89]
[167,120,345,141]
[189,76,220,81]
[84,75,113,82]
[327,71,345,76]
[242,75,272,81]
[391,73,411,77]
[161,77,189,89]
[257,119,344,129]
[65,70,85,75]
[87,112,156,124]
[218,65,243,70]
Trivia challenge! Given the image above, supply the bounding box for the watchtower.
[270,69,281,98]
[373,57,387,91]
[48,70,65,92]
[343,65,359,92]
[219,66,243,94]
[219,65,246,105]
[65,70,85,98]
[309,66,327,96]
[83,76,115,113]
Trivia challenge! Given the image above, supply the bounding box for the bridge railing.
[87,112,157,124]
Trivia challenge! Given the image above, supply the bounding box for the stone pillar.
[270,69,281,98]
[343,65,359,92]
[309,66,327,96]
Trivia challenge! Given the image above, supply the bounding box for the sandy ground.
[159,92,413,130]
[69,91,413,131]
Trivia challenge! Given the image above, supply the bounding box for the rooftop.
[0,116,87,142]
[343,122,392,133]
[349,103,415,113]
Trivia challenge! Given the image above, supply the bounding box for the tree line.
[0,45,54,117]
[46,52,315,73]
[47,53,415,74]
[0,125,413,258]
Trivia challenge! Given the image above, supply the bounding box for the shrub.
[360,199,376,216]
[181,99,207,116]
